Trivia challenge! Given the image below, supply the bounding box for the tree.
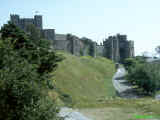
[26,24,41,42]
[89,42,95,57]
[126,60,160,95]
[81,37,95,57]
[0,22,63,120]
[123,58,137,71]
[123,57,145,71]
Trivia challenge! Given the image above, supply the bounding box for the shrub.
[0,22,63,120]
[126,62,160,95]
[123,56,146,71]
[123,58,137,71]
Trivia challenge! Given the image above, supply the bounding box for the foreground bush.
[0,22,63,120]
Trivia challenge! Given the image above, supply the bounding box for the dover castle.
[10,14,134,63]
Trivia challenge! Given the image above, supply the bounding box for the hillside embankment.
[50,52,116,107]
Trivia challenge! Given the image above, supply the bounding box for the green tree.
[0,22,63,120]
[81,37,95,57]
[89,42,95,57]
[123,58,137,71]
[26,24,41,41]
[126,62,160,95]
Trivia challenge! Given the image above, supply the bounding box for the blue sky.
[1,0,160,55]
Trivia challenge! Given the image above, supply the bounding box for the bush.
[123,57,146,71]
[123,58,137,71]
[126,62,160,95]
[0,22,63,120]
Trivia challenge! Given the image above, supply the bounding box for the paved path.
[112,67,140,98]
[113,67,160,99]
[59,107,92,120]
[112,68,131,93]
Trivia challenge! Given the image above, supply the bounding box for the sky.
[1,0,160,55]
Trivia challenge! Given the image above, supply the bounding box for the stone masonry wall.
[9,14,134,59]
[103,34,134,63]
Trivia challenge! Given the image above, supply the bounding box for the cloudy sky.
[1,0,160,55]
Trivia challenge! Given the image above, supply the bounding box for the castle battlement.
[9,14,134,59]
[10,14,43,30]
[103,34,134,63]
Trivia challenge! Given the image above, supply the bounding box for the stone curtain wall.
[54,34,83,56]
[10,14,134,59]
[53,40,70,51]
[42,29,55,44]
[96,45,104,56]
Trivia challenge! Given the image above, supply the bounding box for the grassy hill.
[50,52,116,107]
[49,52,160,119]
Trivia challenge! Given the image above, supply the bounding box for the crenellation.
[10,14,42,31]
[9,14,134,59]
[103,34,134,63]
[34,15,43,29]
[42,29,55,41]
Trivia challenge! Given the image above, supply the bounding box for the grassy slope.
[49,52,160,119]
[52,52,116,107]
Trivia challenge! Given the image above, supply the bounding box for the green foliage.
[126,61,160,95]
[0,22,29,49]
[80,48,84,56]
[123,56,146,71]
[134,56,146,63]
[0,22,63,120]
[123,58,137,71]
[26,24,41,41]
[81,37,95,57]
[89,42,95,57]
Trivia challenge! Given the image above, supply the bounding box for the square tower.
[34,15,43,29]
[10,14,20,27]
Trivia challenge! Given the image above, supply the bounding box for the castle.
[10,14,97,57]
[9,14,134,63]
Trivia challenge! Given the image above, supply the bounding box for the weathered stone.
[10,14,97,57]
[103,34,134,63]
[10,14,43,30]
[9,15,134,59]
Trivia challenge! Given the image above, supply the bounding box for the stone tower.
[10,14,55,42]
[10,14,43,31]
[34,15,43,29]
[103,34,134,63]
[10,14,20,27]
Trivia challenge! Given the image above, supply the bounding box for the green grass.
[50,52,160,119]
[51,52,116,107]
[78,98,160,120]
